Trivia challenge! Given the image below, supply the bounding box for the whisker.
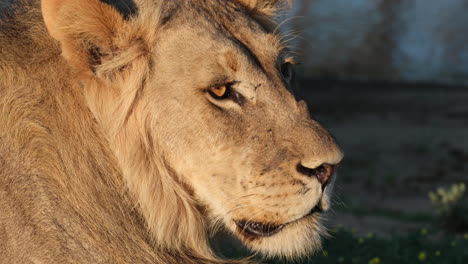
[274,16,307,34]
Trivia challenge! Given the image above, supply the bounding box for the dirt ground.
[298,80,468,237]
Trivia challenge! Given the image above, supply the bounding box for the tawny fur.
[0,0,342,263]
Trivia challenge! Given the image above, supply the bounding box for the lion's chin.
[229,213,326,258]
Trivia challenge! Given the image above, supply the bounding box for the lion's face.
[141,2,343,257]
[43,0,342,258]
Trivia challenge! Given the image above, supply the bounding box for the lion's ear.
[235,0,291,8]
[234,0,292,29]
[41,0,138,75]
[234,0,292,16]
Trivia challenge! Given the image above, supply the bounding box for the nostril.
[296,163,336,186]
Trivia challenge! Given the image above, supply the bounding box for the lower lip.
[235,206,322,238]
[235,220,284,238]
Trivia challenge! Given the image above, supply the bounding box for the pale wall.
[290,0,468,84]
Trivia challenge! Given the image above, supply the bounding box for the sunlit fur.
[0,0,342,263]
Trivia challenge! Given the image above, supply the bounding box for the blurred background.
[289,0,468,84]
[216,1,468,263]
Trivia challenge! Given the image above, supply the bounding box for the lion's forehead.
[161,0,283,59]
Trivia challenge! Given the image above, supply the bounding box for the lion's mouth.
[234,204,323,238]
[235,220,285,237]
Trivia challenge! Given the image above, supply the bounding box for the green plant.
[428,183,468,232]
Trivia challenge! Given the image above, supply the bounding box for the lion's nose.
[296,163,337,187]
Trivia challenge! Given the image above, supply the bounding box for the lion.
[0,0,343,263]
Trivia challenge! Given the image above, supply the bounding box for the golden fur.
[0,0,343,263]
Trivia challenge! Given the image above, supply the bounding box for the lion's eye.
[208,84,230,99]
[280,62,293,82]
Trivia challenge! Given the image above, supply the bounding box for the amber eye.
[208,84,230,99]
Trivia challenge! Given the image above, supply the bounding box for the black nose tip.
[296,163,336,186]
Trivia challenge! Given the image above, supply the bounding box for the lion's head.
[42,0,343,260]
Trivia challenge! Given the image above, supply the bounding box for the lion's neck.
[98,103,214,257]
